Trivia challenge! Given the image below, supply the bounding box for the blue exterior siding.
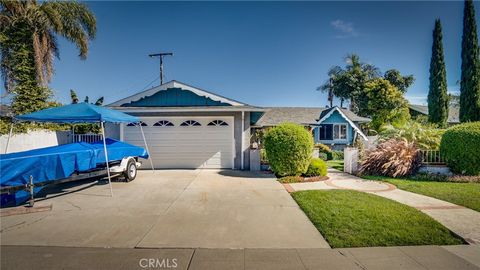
[122,88,232,107]
[313,110,355,147]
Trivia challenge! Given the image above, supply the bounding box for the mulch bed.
[278,175,329,184]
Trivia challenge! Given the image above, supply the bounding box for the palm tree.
[317,66,343,107]
[70,89,103,105]
[0,0,96,92]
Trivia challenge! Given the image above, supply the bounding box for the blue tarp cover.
[15,103,139,123]
[0,139,148,205]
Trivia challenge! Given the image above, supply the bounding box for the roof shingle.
[253,107,370,127]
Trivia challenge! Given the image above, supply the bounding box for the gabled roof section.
[316,106,369,141]
[108,80,246,107]
[408,104,460,124]
[318,107,371,123]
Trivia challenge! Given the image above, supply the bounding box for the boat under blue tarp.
[0,139,148,206]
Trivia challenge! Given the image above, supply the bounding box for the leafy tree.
[363,78,410,130]
[0,0,96,114]
[318,54,414,117]
[428,19,449,127]
[70,89,103,106]
[1,22,52,115]
[95,97,104,106]
[383,69,415,93]
[70,89,79,104]
[69,89,103,134]
[460,0,480,122]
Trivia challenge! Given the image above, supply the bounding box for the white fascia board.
[108,80,245,107]
[316,107,368,141]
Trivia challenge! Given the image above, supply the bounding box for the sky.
[12,1,480,107]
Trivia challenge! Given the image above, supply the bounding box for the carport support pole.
[4,122,13,154]
[100,121,114,197]
[139,124,155,172]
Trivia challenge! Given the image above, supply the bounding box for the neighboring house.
[311,107,370,150]
[408,104,460,125]
[250,107,370,150]
[108,80,264,170]
[107,80,369,169]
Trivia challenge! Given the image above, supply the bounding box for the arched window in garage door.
[126,121,148,127]
[207,120,229,126]
[153,120,174,127]
[180,120,201,127]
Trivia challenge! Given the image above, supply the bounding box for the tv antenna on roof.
[149,52,173,85]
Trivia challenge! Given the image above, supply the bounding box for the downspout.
[241,111,244,170]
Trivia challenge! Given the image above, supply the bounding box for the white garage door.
[123,116,234,169]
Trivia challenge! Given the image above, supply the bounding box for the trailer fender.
[109,157,136,173]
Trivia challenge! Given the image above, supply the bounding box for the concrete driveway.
[1,170,329,249]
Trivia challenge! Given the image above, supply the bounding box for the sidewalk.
[1,245,479,270]
[286,168,480,245]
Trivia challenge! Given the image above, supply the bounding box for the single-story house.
[408,104,460,125]
[107,80,369,169]
[252,106,370,150]
[107,80,264,170]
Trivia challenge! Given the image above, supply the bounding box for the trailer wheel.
[124,158,137,182]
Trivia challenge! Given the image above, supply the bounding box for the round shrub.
[440,122,480,175]
[305,158,328,177]
[264,122,314,176]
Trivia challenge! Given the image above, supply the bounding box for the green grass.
[326,160,344,171]
[363,175,480,212]
[292,190,463,248]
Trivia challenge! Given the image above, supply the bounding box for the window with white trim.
[153,120,174,127]
[333,124,347,140]
[180,120,201,127]
[126,121,147,127]
[207,120,229,126]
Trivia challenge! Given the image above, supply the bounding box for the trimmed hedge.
[264,123,314,176]
[440,122,480,175]
[305,158,328,177]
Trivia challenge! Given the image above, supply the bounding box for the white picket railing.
[72,133,103,143]
[419,150,445,165]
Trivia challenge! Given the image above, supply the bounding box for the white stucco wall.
[0,130,70,154]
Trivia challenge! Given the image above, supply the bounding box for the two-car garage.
[123,116,235,169]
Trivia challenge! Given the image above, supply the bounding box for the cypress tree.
[460,0,480,122]
[428,19,449,127]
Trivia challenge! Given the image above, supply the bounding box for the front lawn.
[363,176,480,212]
[326,160,344,171]
[292,190,463,248]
